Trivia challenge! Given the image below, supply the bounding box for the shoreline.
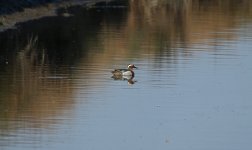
[0,0,110,32]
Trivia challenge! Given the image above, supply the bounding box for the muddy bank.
[0,0,114,31]
[0,0,60,15]
[0,0,113,15]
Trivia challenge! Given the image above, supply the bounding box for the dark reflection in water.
[0,0,252,150]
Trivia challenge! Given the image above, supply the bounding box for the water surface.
[0,0,252,150]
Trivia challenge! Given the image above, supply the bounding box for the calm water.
[1,0,252,150]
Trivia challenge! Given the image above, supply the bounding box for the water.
[1,0,252,149]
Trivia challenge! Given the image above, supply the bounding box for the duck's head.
[128,64,137,69]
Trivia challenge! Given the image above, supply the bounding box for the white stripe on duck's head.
[128,64,137,69]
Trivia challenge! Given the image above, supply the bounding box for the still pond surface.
[0,0,252,150]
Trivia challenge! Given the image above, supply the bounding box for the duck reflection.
[111,75,137,85]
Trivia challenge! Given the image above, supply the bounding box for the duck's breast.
[122,70,133,76]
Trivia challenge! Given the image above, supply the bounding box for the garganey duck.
[111,64,137,77]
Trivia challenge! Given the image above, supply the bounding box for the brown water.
[1,0,252,149]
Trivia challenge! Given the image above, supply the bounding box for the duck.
[111,64,137,77]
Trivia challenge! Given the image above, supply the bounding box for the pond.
[0,0,252,150]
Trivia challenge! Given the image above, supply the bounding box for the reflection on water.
[111,75,136,85]
[1,0,252,149]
